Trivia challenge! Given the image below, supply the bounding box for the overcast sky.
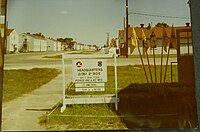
[7,0,190,46]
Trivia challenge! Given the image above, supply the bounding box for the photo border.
[1,0,200,131]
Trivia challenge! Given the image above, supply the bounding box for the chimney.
[186,22,190,27]
[140,24,144,28]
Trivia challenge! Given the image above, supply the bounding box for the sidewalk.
[2,71,72,131]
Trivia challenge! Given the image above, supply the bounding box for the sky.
[7,0,191,46]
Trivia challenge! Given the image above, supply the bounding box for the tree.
[155,22,169,28]
[67,41,75,49]
[57,37,75,50]
[57,37,74,43]
[110,38,117,47]
[33,32,45,38]
[92,45,99,51]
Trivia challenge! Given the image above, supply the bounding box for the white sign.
[75,88,105,92]
[72,59,107,83]
[61,53,118,112]
[75,83,105,92]
[75,83,105,87]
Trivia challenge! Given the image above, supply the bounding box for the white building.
[6,29,19,53]
[56,40,62,51]
[19,33,47,52]
[74,43,81,51]
[47,38,56,51]
[84,44,90,50]
[74,43,91,51]
[47,38,62,51]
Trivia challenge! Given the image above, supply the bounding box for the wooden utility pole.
[125,0,129,58]
[106,32,109,47]
[0,0,7,130]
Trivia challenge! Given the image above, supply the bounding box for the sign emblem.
[76,61,82,67]
[98,61,102,67]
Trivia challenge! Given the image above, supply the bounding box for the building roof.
[47,38,56,42]
[24,33,46,40]
[6,29,14,36]
[51,38,61,43]
[119,25,192,39]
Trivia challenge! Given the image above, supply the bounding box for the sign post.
[61,51,118,112]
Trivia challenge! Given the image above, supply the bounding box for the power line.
[129,12,190,19]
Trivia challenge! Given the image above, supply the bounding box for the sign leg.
[61,105,66,113]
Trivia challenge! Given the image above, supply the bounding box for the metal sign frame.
[61,51,118,112]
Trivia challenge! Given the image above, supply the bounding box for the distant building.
[19,33,47,52]
[118,23,192,55]
[110,38,117,48]
[6,29,19,53]
[56,40,62,51]
[61,42,69,51]
[74,43,84,51]
[46,38,55,51]
[74,43,97,51]
[84,44,90,50]
[46,38,61,51]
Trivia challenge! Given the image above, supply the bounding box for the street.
[4,51,178,70]
[4,51,63,69]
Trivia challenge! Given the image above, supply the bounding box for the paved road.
[4,51,63,69]
[4,51,177,69]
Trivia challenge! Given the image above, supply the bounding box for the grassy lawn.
[3,68,60,102]
[66,65,178,96]
[45,104,126,130]
[43,53,177,59]
[42,65,184,130]
[118,54,177,58]
[43,50,98,58]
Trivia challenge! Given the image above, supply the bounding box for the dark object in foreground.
[116,83,198,129]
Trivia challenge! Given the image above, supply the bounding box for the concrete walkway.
[2,70,72,131]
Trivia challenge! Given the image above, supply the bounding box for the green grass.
[43,53,177,59]
[67,65,178,95]
[45,104,126,130]
[68,50,98,54]
[43,65,178,130]
[43,50,98,58]
[43,54,61,58]
[118,54,177,58]
[3,68,60,102]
